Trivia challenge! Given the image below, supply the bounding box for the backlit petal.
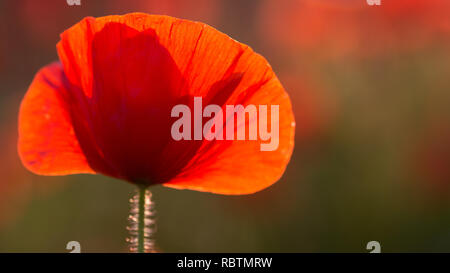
[23,13,295,194]
[18,62,94,175]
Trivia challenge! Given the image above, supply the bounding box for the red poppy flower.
[18,13,295,195]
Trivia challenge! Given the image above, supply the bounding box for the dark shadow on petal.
[64,22,246,185]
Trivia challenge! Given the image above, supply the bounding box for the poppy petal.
[18,62,94,175]
[164,74,295,195]
[148,15,296,194]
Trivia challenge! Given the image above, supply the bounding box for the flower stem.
[137,185,146,253]
[127,186,155,253]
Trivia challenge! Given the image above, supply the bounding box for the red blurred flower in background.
[259,0,450,58]
[413,122,450,194]
[0,98,66,230]
[109,0,221,26]
[279,73,336,144]
[0,123,31,229]
[18,0,87,48]
[18,13,295,195]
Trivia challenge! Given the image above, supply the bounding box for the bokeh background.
[1,0,450,252]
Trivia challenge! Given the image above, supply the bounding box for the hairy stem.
[127,186,155,253]
[137,186,146,253]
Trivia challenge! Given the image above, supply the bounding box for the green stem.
[137,185,147,253]
[127,186,154,253]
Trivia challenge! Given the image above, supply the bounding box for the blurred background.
[1,0,450,252]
